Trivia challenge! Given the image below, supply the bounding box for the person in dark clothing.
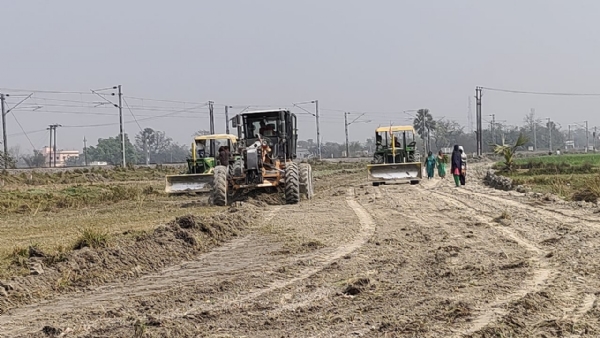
[218,146,229,166]
[459,146,466,185]
[450,145,463,187]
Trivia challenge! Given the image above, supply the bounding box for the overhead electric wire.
[123,97,144,132]
[61,103,209,129]
[10,112,37,149]
[7,128,47,138]
[124,95,207,105]
[480,86,600,97]
[0,87,95,95]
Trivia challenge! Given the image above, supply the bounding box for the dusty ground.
[2,164,600,337]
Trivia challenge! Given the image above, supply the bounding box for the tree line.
[8,128,192,168]
[2,110,588,168]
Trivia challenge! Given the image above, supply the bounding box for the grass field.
[514,153,600,167]
[499,153,600,200]
[0,161,364,278]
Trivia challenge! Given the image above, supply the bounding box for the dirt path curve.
[0,181,375,337]
[4,168,600,337]
[420,176,600,337]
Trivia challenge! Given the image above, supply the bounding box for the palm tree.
[493,133,529,172]
[413,109,436,152]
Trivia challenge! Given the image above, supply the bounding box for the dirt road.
[2,167,600,337]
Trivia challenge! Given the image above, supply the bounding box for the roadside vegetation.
[0,160,361,279]
[495,152,600,201]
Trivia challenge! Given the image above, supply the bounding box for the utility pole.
[343,112,365,158]
[594,126,597,151]
[547,118,552,152]
[531,108,537,151]
[208,101,215,157]
[315,100,321,160]
[489,114,496,144]
[585,120,589,152]
[475,87,483,156]
[144,134,150,165]
[83,136,88,166]
[47,125,54,167]
[1,93,6,169]
[52,124,62,167]
[344,112,349,158]
[225,105,230,134]
[117,85,126,167]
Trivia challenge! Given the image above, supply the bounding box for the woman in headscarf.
[425,151,436,179]
[436,150,447,179]
[451,145,462,187]
[459,146,467,185]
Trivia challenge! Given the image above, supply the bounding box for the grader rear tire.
[212,165,228,206]
[299,162,314,200]
[284,162,300,204]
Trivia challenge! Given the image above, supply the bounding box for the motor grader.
[210,109,314,206]
[165,134,239,194]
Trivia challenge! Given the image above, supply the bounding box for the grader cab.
[367,125,422,186]
[164,134,239,194]
[210,109,314,206]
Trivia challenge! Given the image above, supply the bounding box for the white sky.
[2,0,600,152]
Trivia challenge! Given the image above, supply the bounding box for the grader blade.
[367,163,422,185]
[165,174,213,194]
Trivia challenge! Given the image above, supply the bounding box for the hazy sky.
[2,0,600,152]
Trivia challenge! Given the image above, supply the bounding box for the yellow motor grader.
[210,109,314,206]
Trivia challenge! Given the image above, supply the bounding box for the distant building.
[41,146,79,167]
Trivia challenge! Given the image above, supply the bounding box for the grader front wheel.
[284,162,300,204]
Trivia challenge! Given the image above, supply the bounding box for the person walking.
[458,146,467,185]
[436,150,447,179]
[451,145,462,187]
[425,151,436,179]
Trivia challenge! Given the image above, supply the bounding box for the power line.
[60,103,209,128]
[122,97,144,132]
[11,112,36,150]
[481,86,600,97]
[0,87,95,95]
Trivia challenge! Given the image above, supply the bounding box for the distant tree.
[434,120,464,150]
[22,150,47,168]
[8,145,21,162]
[413,109,436,152]
[135,128,173,164]
[365,137,375,153]
[86,134,139,165]
[348,141,363,156]
[194,130,211,136]
[164,143,190,163]
[65,155,84,167]
[0,141,16,168]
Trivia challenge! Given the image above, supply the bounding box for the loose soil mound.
[0,205,255,314]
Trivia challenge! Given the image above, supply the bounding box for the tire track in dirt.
[456,187,600,231]
[1,187,375,337]
[449,187,600,330]
[0,207,286,337]
[168,187,376,318]
[425,188,555,337]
